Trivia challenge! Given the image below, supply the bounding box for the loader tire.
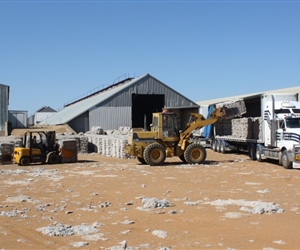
[137,157,147,164]
[143,143,166,166]
[179,154,187,163]
[184,144,207,164]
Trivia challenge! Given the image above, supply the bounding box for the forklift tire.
[143,143,166,166]
[48,152,60,164]
[137,157,147,164]
[184,144,207,164]
[20,157,30,166]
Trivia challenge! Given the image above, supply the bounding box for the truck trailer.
[207,93,300,169]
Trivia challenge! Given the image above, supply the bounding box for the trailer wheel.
[143,143,166,166]
[184,144,207,164]
[20,157,30,166]
[48,152,60,164]
[212,139,217,152]
[216,140,222,153]
[282,150,292,169]
[249,144,257,160]
[137,157,146,164]
[220,140,226,154]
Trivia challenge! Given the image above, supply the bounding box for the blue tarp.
[202,105,215,138]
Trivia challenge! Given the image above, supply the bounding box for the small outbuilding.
[39,74,199,133]
[28,106,57,127]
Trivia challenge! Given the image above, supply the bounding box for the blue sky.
[1,0,300,115]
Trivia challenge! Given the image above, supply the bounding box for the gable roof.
[36,106,57,113]
[39,73,197,125]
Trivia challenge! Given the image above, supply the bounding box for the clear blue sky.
[1,0,300,116]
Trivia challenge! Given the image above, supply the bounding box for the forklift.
[13,130,61,166]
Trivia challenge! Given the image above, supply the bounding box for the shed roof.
[196,86,300,106]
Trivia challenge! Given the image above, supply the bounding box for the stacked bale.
[216,99,247,118]
[0,135,23,147]
[231,117,262,140]
[0,143,14,164]
[84,127,131,159]
[58,139,78,163]
[232,118,252,139]
[57,134,89,154]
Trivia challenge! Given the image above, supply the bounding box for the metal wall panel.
[68,111,89,133]
[89,106,131,131]
[0,84,9,134]
[8,111,28,128]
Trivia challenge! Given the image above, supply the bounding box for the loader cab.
[151,112,179,138]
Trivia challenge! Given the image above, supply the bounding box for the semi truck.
[207,93,300,169]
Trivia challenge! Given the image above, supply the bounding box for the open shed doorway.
[132,94,164,130]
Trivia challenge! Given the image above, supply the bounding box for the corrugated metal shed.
[39,74,199,132]
[0,83,9,136]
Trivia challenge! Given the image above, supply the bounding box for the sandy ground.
[1,150,300,250]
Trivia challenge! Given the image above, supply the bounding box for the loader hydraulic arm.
[179,108,226,141]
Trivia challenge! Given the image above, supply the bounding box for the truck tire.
[137,157,146,164]
[184,144,207,164]
[48,152,60,164]
[20,157,30,166]
[143,143,166,166]
[282,150,292,169]
[249,144,257,160]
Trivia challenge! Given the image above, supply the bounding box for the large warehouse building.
[39,74,200,133]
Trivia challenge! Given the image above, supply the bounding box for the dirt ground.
[1,150,300,250]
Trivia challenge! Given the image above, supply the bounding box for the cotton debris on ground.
[37,222,101,237]
[205,199,285,214]
[141,198,171,209]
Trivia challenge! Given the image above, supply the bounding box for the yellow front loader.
[124,108,229,166]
